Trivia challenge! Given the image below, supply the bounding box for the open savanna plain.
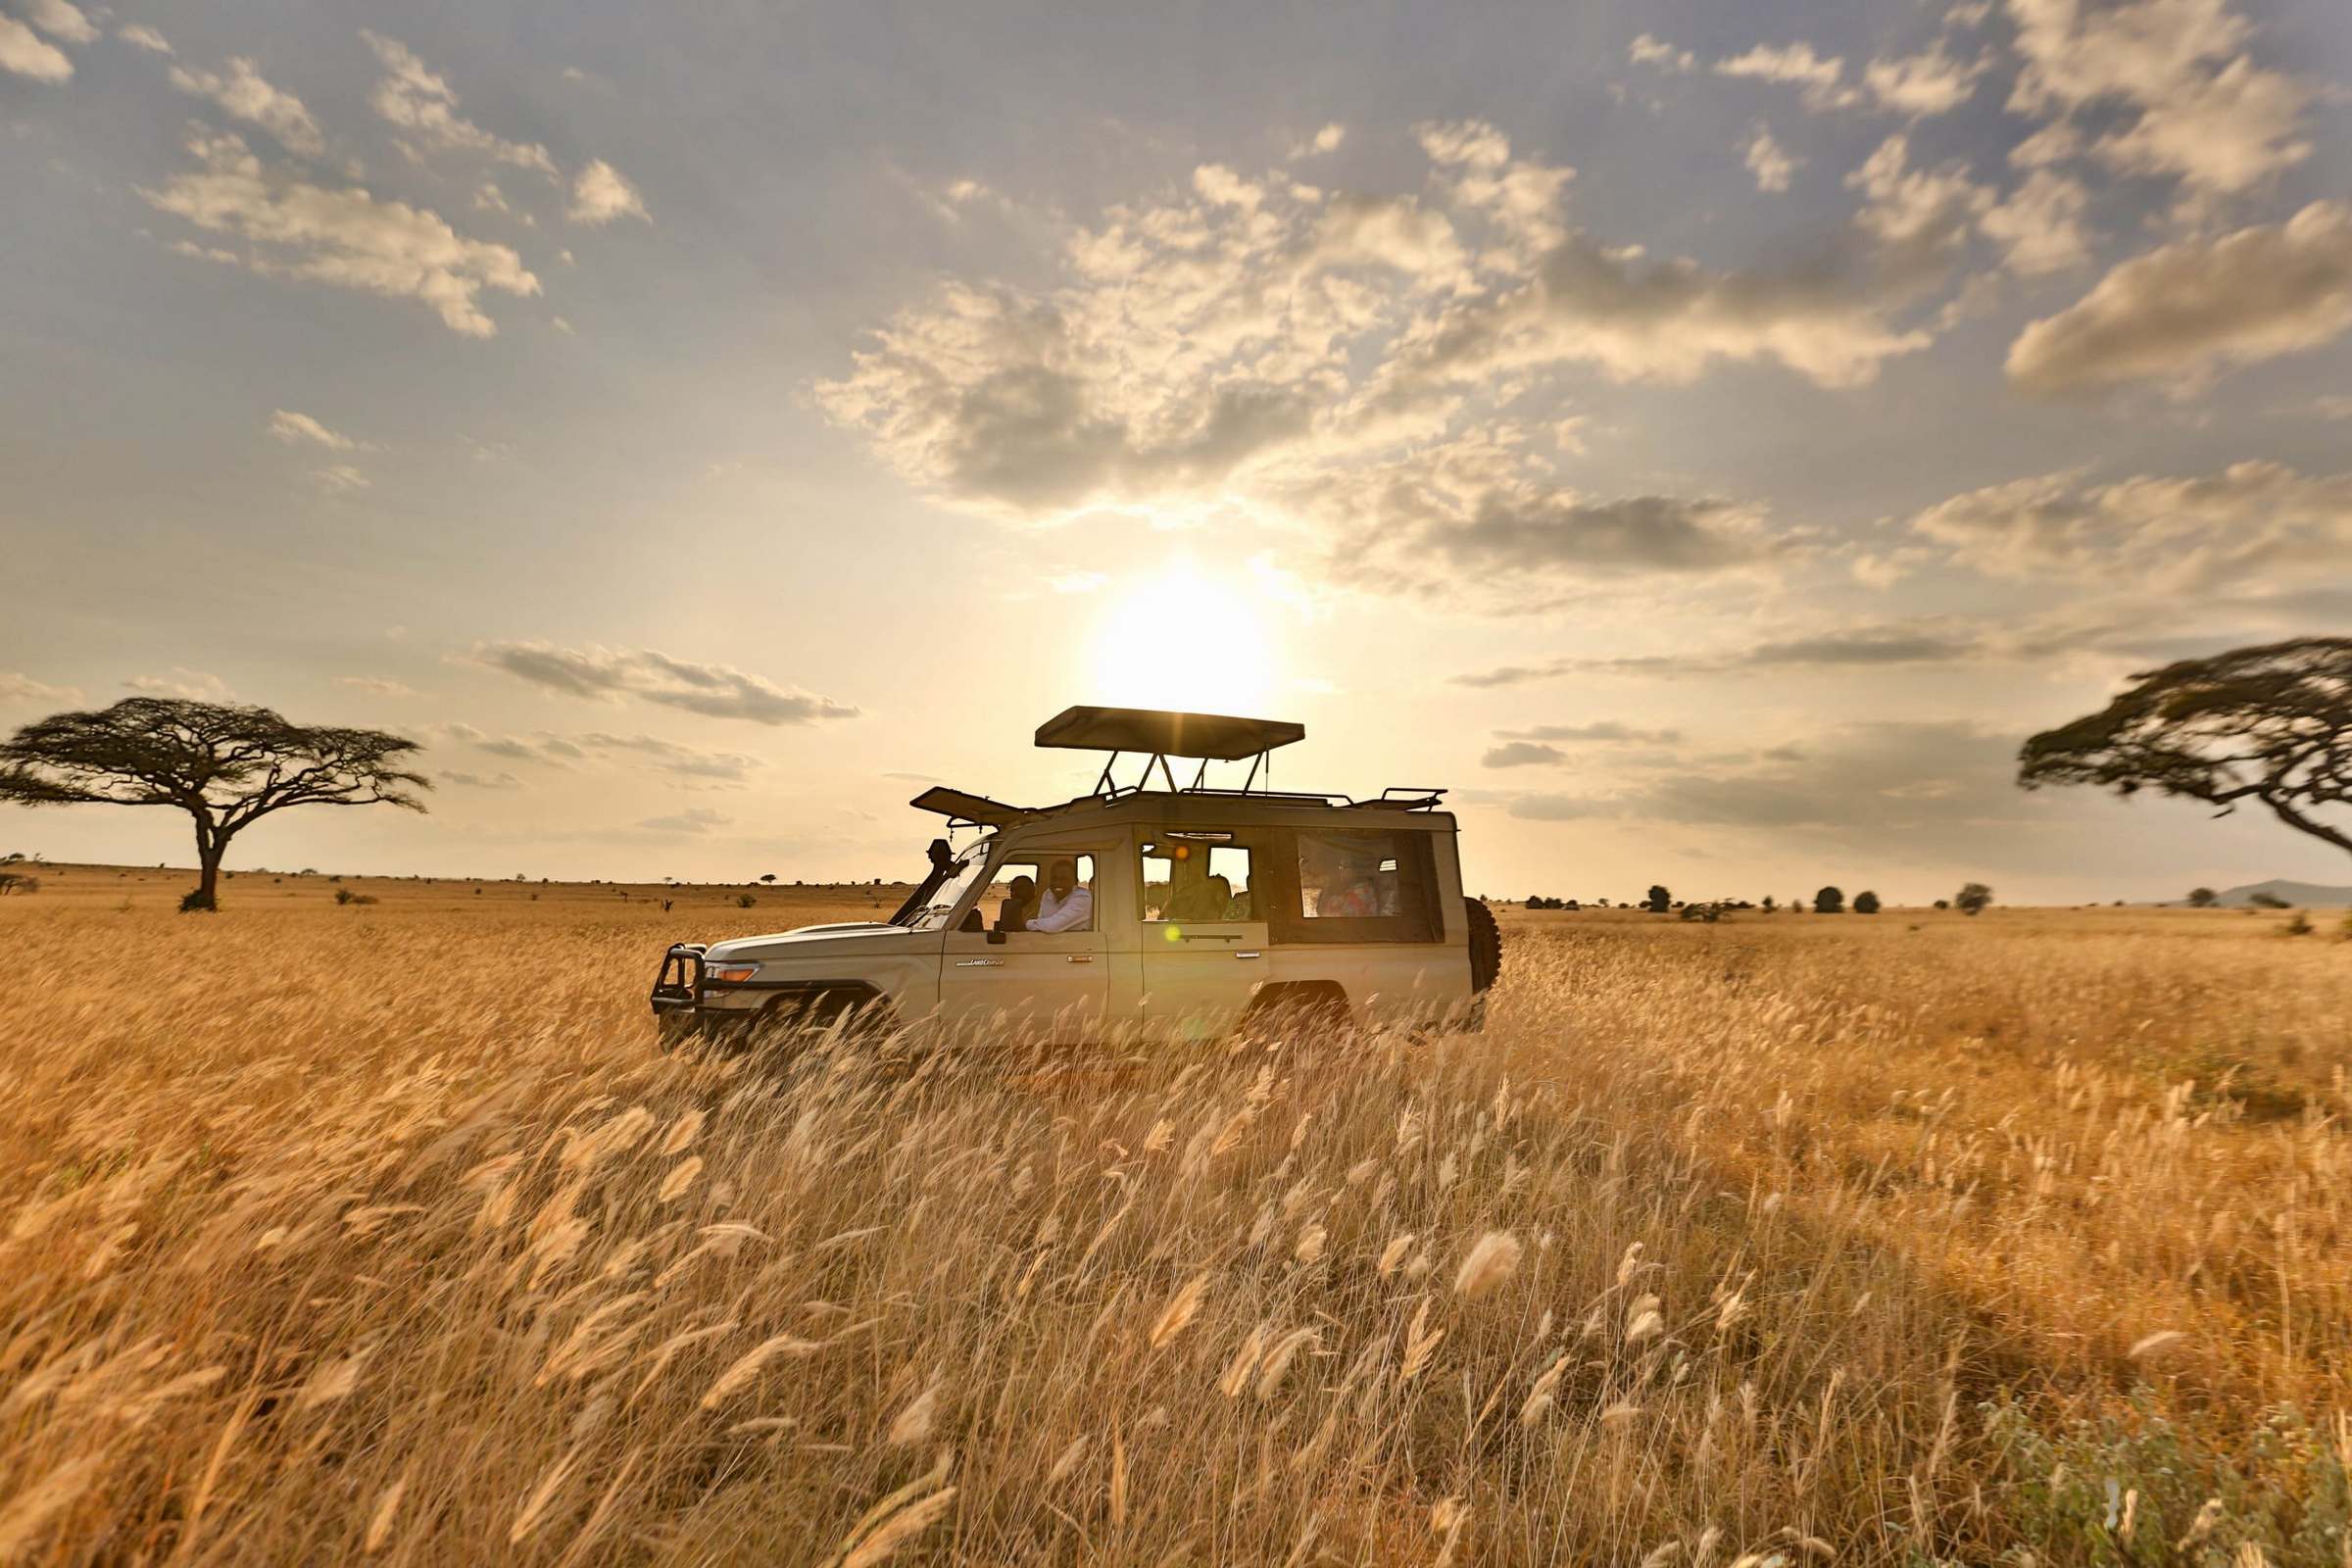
[1,870,2349,1565]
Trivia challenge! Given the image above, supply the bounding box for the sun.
[1084,559,1284,716]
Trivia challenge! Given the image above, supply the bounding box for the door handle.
[1179,933,1242,943]
[955,958,1004,968]
[1066,955,1094,964]
[1235,951,1262,960]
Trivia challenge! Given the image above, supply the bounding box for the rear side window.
[1141,834,1255,922]
[1280,829,1440,944]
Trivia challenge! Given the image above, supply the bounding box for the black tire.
[1464,897,1502,993]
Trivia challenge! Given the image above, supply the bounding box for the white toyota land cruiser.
[650,706,1502,1045]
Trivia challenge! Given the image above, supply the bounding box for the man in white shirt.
[1027,858,1094,932]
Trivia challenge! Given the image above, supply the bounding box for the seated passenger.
[1027,858,1094,932]
[1317,863,1381,917]
[996,874,1037,932]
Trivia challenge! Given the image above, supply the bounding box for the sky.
[3,0,2350,904]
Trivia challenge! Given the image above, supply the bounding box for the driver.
[1026,857,1094,932]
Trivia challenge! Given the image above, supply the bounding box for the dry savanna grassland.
[1,866,2350,1565]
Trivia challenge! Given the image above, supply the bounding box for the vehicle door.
[937,849,1111,1037]
[1137,830,1269,1040]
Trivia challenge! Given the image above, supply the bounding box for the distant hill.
[2212,878,2352,907]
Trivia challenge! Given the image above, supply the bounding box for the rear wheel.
[1465,897,1503,993]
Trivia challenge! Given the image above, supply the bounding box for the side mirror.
[986,929,1006,945]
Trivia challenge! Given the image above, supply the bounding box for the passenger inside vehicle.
[1027,858,1094,932]
[996,874,1037,932]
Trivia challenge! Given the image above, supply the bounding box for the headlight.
[706,963,760,984]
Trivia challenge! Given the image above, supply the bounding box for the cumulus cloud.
[362,32,558,177]
[2005,0,2310,198]
[1714,42,1860,111]
[1740,125,1797,192]
[313,464,369,493]
[1484,741,1565,768]
[0,673,81,705]
[1980,170,2091,275]
[469,641,858,726]
[2006,203,2352,395]
[1908,460,2352,592]
[1861,44,1984,116]
[1628,33,1695,72]
[269,409,363,450]
[1844,134,1991,277]
[821,121,1974,608]
[141,130,541,336]
[169,58,325,159]
[567,159,647,225]
[23,0,93,43]
[0,16,73,79]
[114,22,169,52]
[124,668,231,700]
[442,724,762,783]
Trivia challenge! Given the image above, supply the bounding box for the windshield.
[902,844,992,931]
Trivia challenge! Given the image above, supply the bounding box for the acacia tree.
[1644,884,1671,913]
[1813,886,1844,914]
[1852,890,1882,914]
[2020,637,2351,860]
[2186,887,2218,907]
[0,699,428,911]
[1954,881,1993,916]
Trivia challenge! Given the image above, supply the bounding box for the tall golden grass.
[0,884,2347,1563]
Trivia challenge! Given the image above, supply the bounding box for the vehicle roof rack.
[1355,786,1447,811]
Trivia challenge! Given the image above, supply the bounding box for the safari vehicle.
[650,707,1502,1045]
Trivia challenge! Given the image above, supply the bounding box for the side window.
[1286,830,1439,943]
[1140,833,1256,923]
[978,854,1096,933]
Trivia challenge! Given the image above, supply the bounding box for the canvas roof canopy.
[1034,706,1305,760]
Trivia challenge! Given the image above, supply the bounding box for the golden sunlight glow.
[1083,559,1284,716]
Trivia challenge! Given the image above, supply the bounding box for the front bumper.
[650,944,760,1044]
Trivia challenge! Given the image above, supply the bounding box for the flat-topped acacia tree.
[0,699,429,911]
[2021,636,2350,862]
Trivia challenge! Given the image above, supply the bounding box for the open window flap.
[908,786,1036,827]
[1035,705,1304,760]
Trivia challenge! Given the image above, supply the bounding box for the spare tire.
[1464,896,1502,992]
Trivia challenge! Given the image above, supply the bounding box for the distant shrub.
[2249,891,2291,909]
[1955,882,1993,916]
[0,873,39,896]
[737,894,758,908]
[1813,886,1844,914]
[2281,909,2313,936]
[1933,899,1950,909]
[334,888,379,906]
[1852,890,1882,914]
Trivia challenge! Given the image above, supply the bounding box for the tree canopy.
[0,699,428,910]
[1813,886,1843,914]
[2020,636,2351,860]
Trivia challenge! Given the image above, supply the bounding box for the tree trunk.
[186,817,225,912]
